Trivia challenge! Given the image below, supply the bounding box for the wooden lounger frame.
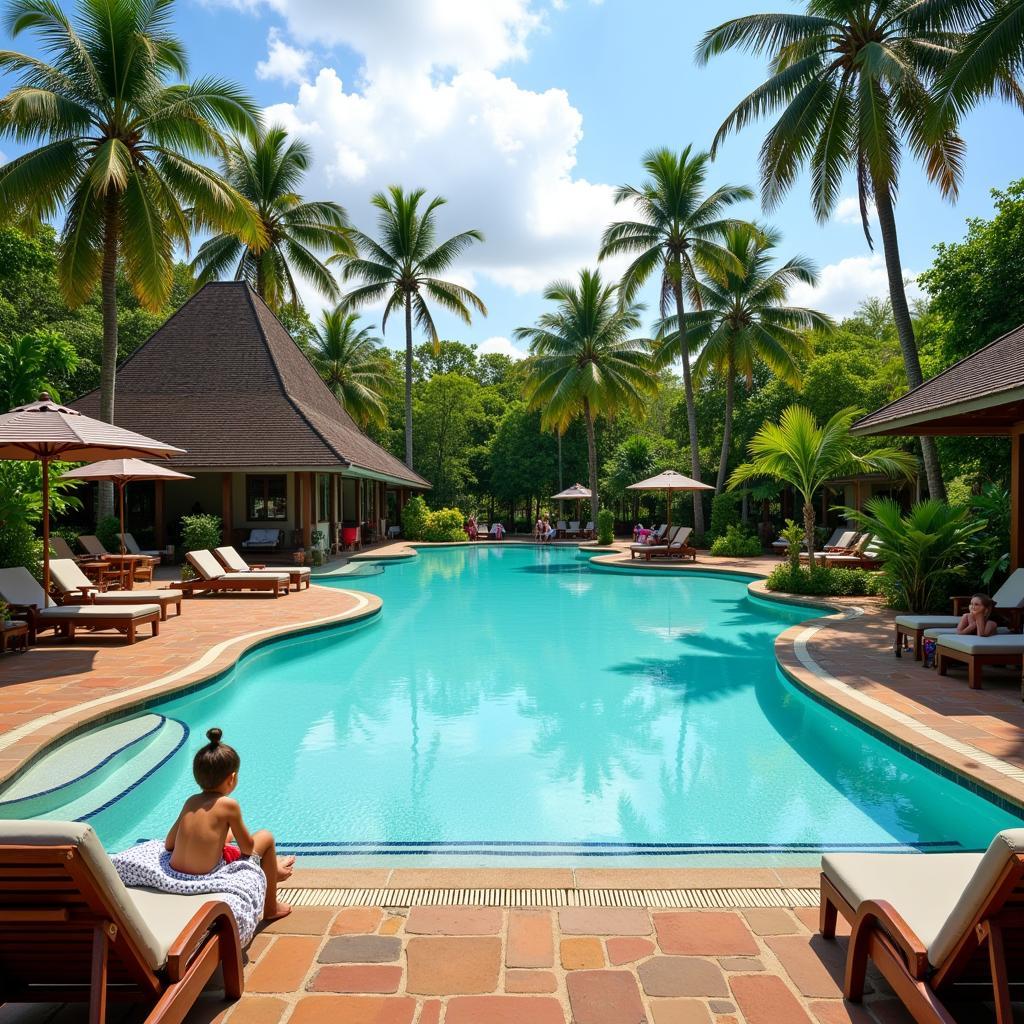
[243,564,311,591]
[12,604,160,644]
[57,587,183,621]
[820,854,1024,1024]
[0,841,243,1024]
[936,646,1024,690]
[178,575,287,598]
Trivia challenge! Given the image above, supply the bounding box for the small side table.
[1,620,29,653]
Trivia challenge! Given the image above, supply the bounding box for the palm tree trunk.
[583,398,599,524]
[715,356,735,494]
[803,498,817,569]
[872,184,945,502]
[673,280,705,535]
[403,293,414,469]
[97,193,119,523]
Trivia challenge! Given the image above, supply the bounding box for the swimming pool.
[24,545,1024,864]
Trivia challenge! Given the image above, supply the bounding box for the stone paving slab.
[4,901,1008,1024]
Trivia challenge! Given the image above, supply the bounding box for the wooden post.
[1011,428,1024,570]
[330,473,339,554]
[303,472,314,550]
[154,480,165,549]
[220,473,232,546]
[355,478,362,546]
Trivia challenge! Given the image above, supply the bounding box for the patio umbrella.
[61,459,194,556]
[627,470,713,537]
[0,393,184,593]
[551,482,592,523]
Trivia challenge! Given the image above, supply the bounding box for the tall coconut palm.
[599,147,753,536]
[309,306,396,430]
[696,4,972,503]
[192,125,351,310]
[729,405,917,566]
[515,268,658,523]
[659,224,829,493]
[335,185,486,469]
[0,0,263,516]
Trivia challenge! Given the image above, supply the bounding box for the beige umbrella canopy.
[628,470,713,536]
[551,482,592,522]
[61,459,194,557]
[0,393,184,592]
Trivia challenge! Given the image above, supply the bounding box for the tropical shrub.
[709,492,740,540]
[0,598,9,623]
[597,508,615,545]
[96,516,122,554]
[402,495,429,541]
[181,515,223,554]
[765,565,884,598]
[844,498,984,612]
[0,521,41,577]
[780,519,805,573]
[421,508,465,543]
[966,485,1010,589]
[709,524,762,557]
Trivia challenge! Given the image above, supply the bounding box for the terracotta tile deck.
[4,904,1013,1024]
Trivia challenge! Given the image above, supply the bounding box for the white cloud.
[256,28,312,85]
[789,254,922,319]
[476,335,526,360]
[835,195,876,226]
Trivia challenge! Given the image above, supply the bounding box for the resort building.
[72,281,429,551]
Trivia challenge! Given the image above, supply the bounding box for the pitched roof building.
[73,281,428,551]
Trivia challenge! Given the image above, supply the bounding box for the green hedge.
[402,497,466,542]
[765,564,885,598]
[709,524,762,557]
[96,515,121,553]
[597,508,615,545]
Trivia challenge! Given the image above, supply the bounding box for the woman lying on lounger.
[957,593,999,636]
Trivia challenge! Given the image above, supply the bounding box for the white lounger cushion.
[924,626,1009,638]
[91,590,182,604]
[822,851,983,966]
[936,634,1024,656]
[214,546,309,577]
[0,820,231,970]
[220,572,289,584]
[895,615,961,629]
[37,604,161,620]
[253,566,310,577]
[993,568,1024,608]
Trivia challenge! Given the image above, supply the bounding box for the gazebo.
[852,322,1024,568]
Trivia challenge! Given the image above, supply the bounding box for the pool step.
[0,714,187,821]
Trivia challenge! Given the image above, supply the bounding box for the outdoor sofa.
[0,567,160,644]
[820,828,1024,1024]
[241,528,283,551]
[0,820,244,1024]
[182,550,289,597]
[894,568,1024,660]
[213,546,311,591]
[49,558,183,620]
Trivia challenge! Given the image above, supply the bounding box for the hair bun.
[206,727,223,745]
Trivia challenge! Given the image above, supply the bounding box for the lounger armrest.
[165,899,240,982]
[849,899,929,979]
[249,563,267,570]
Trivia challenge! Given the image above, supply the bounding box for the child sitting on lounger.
[165,728,294,921]
[957,593,999,636]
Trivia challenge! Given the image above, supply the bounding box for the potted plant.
[0,599,10,626]
[310,529,327,565]
[293,548,306,565]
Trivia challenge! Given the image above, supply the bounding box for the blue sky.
[4,0,1023,357]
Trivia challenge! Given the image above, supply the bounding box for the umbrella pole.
[667,488,671,537]
[118,482,127,555]
[41,454,51,597]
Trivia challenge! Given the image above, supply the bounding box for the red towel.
[223,844,242,863]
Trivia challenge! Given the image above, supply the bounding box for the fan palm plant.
[515,268,658,522]
[192,125,351,310]
[659,224,829,493]
[308,307,396,430]
[696,1,980,502]
[599,147,753,535]
[335,185,486,468]
[729,405,917,565]
[843,497,984,611]
[0,0,263,516]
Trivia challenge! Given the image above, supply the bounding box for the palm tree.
[0,0,263,516]
[515,268,658,523]
[696,5,971,503]
[729,405,917,566]
[599,147,753,536]
[192,125,351,310]
[309,307,396,430]
[335,185,486,469]
[660,224,829,493]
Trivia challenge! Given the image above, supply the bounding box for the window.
[318,474,331,521]
[246,475,287,521]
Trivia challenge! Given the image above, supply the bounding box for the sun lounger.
[0,567,160,644]
[555,521,568,538]
[820,828,1024,1024]
[50,559,183,620]
[894,568,1024,659]
[79,535,157,586]
[825,535,881,568]
[631,525,681,559]
[565,521,581,538]
[935,633,1024,689]
[213,546,311,591]
[0,819,244,1024]
[183,550,289,597]
[241,528,283,551]
[120,532,162,559]
[634,526,696,561]
[49,536,83,562]
[581,521,595,539]
[799,529,857,563]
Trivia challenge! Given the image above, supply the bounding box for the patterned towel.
[112,839,266,945]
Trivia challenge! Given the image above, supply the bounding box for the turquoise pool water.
[62,546,1024,863]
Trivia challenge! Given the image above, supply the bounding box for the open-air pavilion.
[852,321,1024,568]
